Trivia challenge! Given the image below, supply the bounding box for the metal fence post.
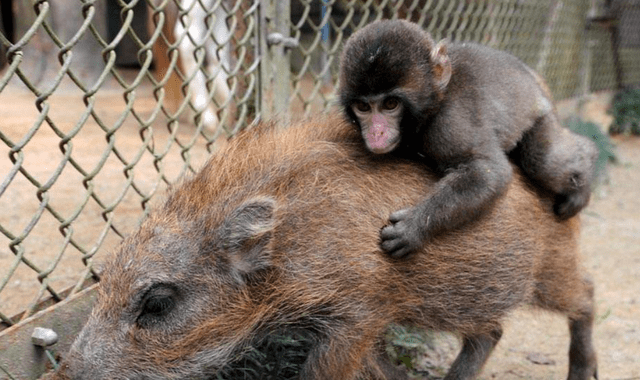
[259,0,292,121]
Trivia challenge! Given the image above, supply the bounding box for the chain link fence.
[0,0,638,377]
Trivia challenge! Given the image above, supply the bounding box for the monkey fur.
[338,19,598,258]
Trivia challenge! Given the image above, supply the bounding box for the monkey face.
[351,96,404,154]
[338,20,452,155]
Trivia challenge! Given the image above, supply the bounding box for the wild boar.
[48,114,596,380]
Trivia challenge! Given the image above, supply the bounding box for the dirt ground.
[1,83,639,379]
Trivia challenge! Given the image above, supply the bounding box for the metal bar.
[258,0,292,120]
[272,0,292,118]
[258,0,274,120]
[0,284,98,380]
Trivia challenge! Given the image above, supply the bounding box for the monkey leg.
[443,328,503,380]
[550,130,598,219]
[514,113,598,219]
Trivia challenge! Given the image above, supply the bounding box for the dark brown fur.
[47,114,596,380]
[338,20,599,258]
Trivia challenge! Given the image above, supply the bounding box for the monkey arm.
[380,150,513,258]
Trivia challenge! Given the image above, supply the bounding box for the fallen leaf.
[526,352,556,365]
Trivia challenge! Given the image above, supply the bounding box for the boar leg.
[371,354,410,380]
[534,263,597,380]
[443,327,503,380]
[568,313,598,380]
[359,341,410,380]
[299,330,382,380]
[567,276,598,380]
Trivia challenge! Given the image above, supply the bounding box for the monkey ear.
[219,197,276,280]
[430,40,452,92]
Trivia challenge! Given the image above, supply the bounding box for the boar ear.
[220,197,276,278]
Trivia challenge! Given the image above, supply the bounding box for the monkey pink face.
[352,98,403,154]
[366,113,399,153]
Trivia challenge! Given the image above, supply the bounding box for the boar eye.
[137,284,178,326]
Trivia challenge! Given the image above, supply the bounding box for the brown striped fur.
[48,114,596,380]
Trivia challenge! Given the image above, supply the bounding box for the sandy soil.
[1,84,638,379]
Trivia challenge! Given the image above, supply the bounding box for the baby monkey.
[338,19,598,258]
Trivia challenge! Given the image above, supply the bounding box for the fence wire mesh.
[0,0,262,328]
[0,0,638,366]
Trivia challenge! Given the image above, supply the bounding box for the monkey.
[338,19,598,258]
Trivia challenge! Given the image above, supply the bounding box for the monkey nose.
[366,124,398,154]
[371,125,386,139]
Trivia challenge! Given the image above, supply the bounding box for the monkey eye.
[353,101,371,113]
[383,98,399,110]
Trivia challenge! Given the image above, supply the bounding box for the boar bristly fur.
[49,114,596,380]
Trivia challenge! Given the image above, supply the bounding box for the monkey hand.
[380,208,426,258]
